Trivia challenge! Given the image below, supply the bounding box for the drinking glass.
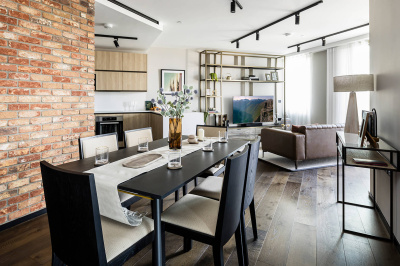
[202,137,214,152]
[95,146,109,166]
[219,131,228,143]
[168,149,182,169]
[138,137,149,152]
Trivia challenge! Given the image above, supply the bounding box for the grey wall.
[370,0,400,239]
[311,51,327,124]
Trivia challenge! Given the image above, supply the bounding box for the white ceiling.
[95,0,369,54]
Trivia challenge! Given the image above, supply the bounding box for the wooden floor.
[1,161,400,265]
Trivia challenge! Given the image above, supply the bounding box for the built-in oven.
[95,116,124,141]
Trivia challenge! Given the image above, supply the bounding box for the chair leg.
[183,184,187,196]
[184,237,192,252]
[241,212,249,266]
[175,190,179,202]
[235,223,245,266]
[295,160,298,169]
[212,244,224,266]
[250,199,258,240]
[194,177,198,186]
[161,222,166,265]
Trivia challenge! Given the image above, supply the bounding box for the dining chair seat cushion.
[190,176,222,200]
[204,163,225,176]
[82,135,118,158]
[101,216,154,262]
[161,194,220,236]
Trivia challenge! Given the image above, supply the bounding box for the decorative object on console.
[271,72,279,81]
[265,73,271,81]
[152,86,197,150]
[226,73,232,80]
[358,111,370,146]
[161,69,185,94]
[209,73,218,81]
[333,74,374,134]
[145,101,152,110]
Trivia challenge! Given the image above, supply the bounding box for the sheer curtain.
[285,53,312,125]
[326,40,370,124]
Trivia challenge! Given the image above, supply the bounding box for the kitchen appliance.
[95,116,124,141]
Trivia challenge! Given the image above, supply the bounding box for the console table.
[336,131,399,241]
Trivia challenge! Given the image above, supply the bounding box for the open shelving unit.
[199,50,286,125]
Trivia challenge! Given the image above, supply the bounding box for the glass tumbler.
[219,131,228,143]
[168,149,182,169]
[95,146,109,166]
[138,137,149,152]
[202,138,214,152]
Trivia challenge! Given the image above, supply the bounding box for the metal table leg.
[152,198,164,266]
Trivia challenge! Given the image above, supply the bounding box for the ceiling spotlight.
[256,31,259,41]
[236,41,239,49]
[231,0,235,13]
[322,38,326,46]
[297,45,300,52]
[113,38,119,48]
[103,23,113,29]
[295,13,300,25]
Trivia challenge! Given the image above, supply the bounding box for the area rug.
[258,151,339,172]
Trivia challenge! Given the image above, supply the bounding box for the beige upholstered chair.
[79,133,140,208]
[196,125,227,138]
[124,127,153,148]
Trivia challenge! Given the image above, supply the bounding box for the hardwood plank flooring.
[0,161,399,266]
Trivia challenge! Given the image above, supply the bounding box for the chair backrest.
[215,146,249,245]
[124,127,153,148]
[40,161,107,265]
[243,136,261,210]
[79,132,118,159]
[196,125,228,138]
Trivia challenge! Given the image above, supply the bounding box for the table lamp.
[333,74,374,134]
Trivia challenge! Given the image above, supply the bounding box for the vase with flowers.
[151,86,198,150]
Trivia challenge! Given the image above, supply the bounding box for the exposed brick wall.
[0,0,95,225]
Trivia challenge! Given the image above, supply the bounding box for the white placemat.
[85,140,215,226]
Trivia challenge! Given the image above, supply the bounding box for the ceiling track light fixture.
[231,0,322,45]
[236,41,239,49]
[288,23,369,51]
[230,0,243,13]
[295,13,300,25]
[256,31,260,41]
[113,38,119,48]
[297,45,300,53]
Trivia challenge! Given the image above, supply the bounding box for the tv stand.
[228,124,281,140]
[237,122,263,127]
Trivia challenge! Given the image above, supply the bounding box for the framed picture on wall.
[161,69,185,94]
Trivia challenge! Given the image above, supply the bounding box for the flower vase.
[169,118,182,150]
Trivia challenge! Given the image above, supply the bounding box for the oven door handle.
[99,122,120,125]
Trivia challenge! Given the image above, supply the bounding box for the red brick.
[42,41,62,49]
[18,167,41,179]
[30,131,51,139]
[31,46,51,54]
[53,76,70,83]
[30,2,52,12]
[42,136,61,144]
[9,41,29,50]
[0,80,17,87]
[42,149,62,158]
[43,12,62,22]
[19,5,42,17]
[52,103,70,109]
[18,110,40,117]
[0,15,17,25]
[19,195,41,209]
[62,96,79,102]
[0,63,17,71]
[31,89,50,95]
[9,207,30,220]
[8,118,29,126]
[19,66,41,73]
[53,9,70,19]
[52,141,70,149]
[30,201,45,212]
[52,63,70,70]
[53,154,71,163]
[0,158,18,168]
[0,55,7,63]
[29,174,41,183]
[63,83,79,90]
[30,117,52,124]
[18,35,41,45]
[8,134,29,142]
[42,110,61,116]
[8,88,29,95]
[63,57,79,65]
[18,139,41,148]
[43,123,61,130]
[42,26,61,36]
[30,74,51,81]
[9,25,30,35]
[18,154,41,164]
[0,95,17,102]
[0,173,17,185]
[30,60,51,68]
[30,188,44,197]
[8,148,30,157]
[52,128,70,136]
[9,73,29,80]
[9,103,29,110]
[8,178,30,189]
[0,112,17,119]
[18,51,41,60]
[0,142,18,151]
[0,47,17,56]
[63,70,80,77]
[43,54,61,63]
[52,49,70,57]
[19,96,41,102]
[42,69,61,75]
[31,31,52,40]
[42,96,61,102]
[9,57,29,65]
[53,116,70,122]
[0,103,6,111]
[19,125,41,133]
[43,0,62,10]
[9,10,30,20]
[0,205,17,216]
[30,145,51,153]
[42,82,62,89]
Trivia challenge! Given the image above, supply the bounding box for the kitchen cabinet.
[122,53,147,72]
[122,113,150,132]
[150,113,163,140]
[95,51,123,71]
[122,73,147,91]
[95,71,123,91]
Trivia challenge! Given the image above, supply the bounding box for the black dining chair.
[40,161,154,266]
[161,146,249,266]
[79,132,141,209]
[190,137,261,265]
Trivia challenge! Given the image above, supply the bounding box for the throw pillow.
[292,125,301,133]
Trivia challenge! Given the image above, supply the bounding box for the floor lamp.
[333,74,374,134]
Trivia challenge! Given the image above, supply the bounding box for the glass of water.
[95,146,109,166]
[219,131,228,143]
[202,137,214,152]
[138,137,149,152]
[168,149,182,169]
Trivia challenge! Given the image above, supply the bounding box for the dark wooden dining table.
[59,137,248,266]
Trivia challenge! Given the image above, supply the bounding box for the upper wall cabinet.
[123,53,147,72]
[95,51,148,91]
[95,51,123,71]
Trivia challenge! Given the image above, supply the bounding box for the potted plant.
[151,86,197,150]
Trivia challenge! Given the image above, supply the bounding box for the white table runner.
[85,140,215,225]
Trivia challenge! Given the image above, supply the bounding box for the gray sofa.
[261,124,344,168]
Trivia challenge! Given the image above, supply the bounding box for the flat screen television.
[233,96,274,124]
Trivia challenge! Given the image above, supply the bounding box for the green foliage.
[153,85,197,118]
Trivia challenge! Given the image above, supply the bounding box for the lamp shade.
[333,74,374,92]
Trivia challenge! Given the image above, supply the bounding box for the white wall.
[95,47,200,112]
[370,0,400,240]
[311,51,327,124]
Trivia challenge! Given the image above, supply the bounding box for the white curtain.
[285,53,312,125]
[326,40,370,124]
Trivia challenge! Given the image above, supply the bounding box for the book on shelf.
[352,158,388,166]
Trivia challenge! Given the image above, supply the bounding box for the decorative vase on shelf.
[151,85,198,151]
[169,118,182,150]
